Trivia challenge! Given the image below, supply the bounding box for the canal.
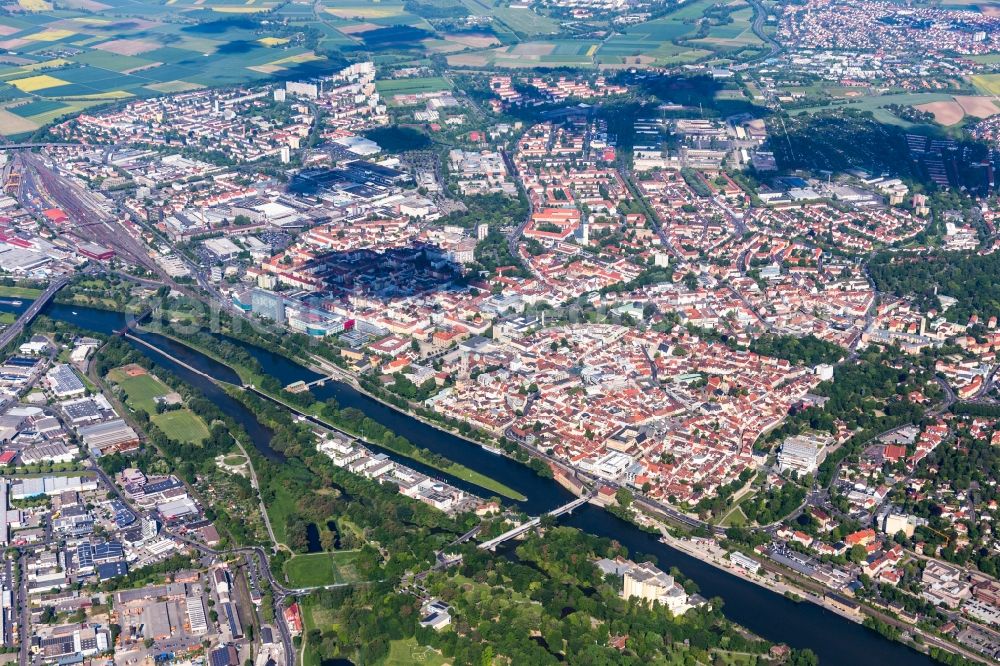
[18,300,932,665]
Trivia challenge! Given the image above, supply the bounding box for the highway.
[746,0,781,61]
[0,276,68,352]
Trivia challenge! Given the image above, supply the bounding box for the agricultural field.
[691,7,762,49]
[0,0,791,133]
[441,0,748,68]
[375,76,452,98]
[972,73,1000,96]
[454,0,559,37]
[969,54,1000,66]
[0,6,337,135]
[915,95,1000,126]
[791,91,959,127]
[282,549,364,587]
[317,0,436,51]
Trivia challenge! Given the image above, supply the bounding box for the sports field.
[108,366,170,413]
[152,410,210,444]
[282,550,363,587]
[107,365,210,444]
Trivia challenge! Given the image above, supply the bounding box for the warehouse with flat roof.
[78,419,140,455]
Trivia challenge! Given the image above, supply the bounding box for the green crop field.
[0,0,771,133]
[790,91,956,125]
[283,550,364,587]
[375,76,452,97]
[972,74,1000,96]
[486,4,559,36]
[9,100,64,117]
[594,0,740,64]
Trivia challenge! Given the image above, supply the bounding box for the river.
[15,299,933,665]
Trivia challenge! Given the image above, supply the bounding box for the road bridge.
[0,276,68,351]
[0,143,80,150]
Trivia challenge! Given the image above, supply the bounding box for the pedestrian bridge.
[478,492,593,551]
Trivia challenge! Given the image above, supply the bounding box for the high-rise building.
[141,516,158,541]
[251,289,285,323]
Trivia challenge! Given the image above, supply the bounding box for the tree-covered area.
[869,250,1000,323]
[404,0,469,18]
[98,553,195,593]
[148,307,343,376]
[303,526,785,665]
[766,348,933,445]
[601,265,674,295]
[57,317,808,666]
[90,330,468,565]
[680,167,712,197]
[364,126,432,153]
[93,338,267,546]
[898,421,1000,577]
[749,334,846,366]
[694,467,755,519]
[474,227,532,279]
[438,191,528,230]
[763,347,938,488]
[232,388,473,572]
[928,647,983,666]
[771,111,918,179]
[741,482,807,526]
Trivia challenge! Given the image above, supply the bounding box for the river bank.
[233,384,528,502]
[1,298,941,665]
[141,325,527,502]
[146,320,944,665]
